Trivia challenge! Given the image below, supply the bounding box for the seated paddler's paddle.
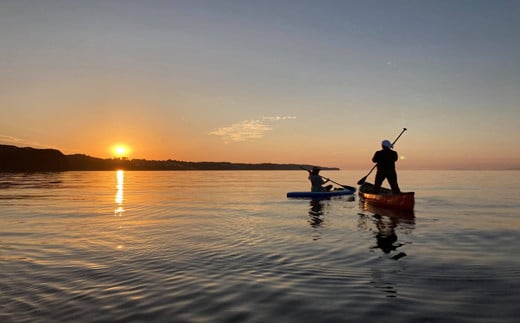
[323,177,356,192]
[357,128,407,186]
[299,166,356,192]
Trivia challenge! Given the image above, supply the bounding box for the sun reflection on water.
[115,170,124,216]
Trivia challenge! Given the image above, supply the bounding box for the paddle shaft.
[322,177,356,191]
[357,128,407,185]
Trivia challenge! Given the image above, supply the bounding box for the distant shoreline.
[0,144,339,172]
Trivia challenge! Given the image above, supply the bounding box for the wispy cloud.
[210,120,271,143]
[210,116,296,143]
[262,116,297,121]
[0,135,26,146]
[0,134,48,148]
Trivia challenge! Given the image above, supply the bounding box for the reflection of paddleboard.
[287,188,355,199]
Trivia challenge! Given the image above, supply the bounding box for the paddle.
[299,166,356,192]
[357,128,407,185]
[323,177,357,192]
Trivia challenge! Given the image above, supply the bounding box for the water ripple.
[1,171,519,322]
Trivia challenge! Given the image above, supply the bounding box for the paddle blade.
[357,176,367,185]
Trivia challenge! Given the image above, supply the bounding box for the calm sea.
[1,170,519,323]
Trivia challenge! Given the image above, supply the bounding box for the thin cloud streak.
[263,116,296,121]
[210,116,296,143]
[0,134,57,150]
[0,135,27,145]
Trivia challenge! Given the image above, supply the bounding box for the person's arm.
[372,151,379,163]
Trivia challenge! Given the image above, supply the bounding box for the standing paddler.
[372,140,401,194]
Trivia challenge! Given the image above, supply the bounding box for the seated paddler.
[307,167,333,192]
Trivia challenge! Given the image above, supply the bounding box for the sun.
[112,145,130,158]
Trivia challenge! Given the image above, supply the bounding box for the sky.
[1,0,519,170]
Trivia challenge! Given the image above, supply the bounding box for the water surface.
[1,170,519,322]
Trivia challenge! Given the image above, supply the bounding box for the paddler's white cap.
[381,140,393,148]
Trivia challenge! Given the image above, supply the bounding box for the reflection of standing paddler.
[359,205,415,260]
[371,214,406,260]
[373,214,399,253]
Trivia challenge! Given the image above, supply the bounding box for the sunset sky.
[1,0,519,170]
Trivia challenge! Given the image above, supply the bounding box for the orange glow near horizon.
[112,145,130,158]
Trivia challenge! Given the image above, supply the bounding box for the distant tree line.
[0,145,339,172]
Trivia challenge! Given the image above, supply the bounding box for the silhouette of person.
[372,140,401,194]
[307,167,333,192]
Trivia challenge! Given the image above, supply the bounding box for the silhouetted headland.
[0,145,339,172]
